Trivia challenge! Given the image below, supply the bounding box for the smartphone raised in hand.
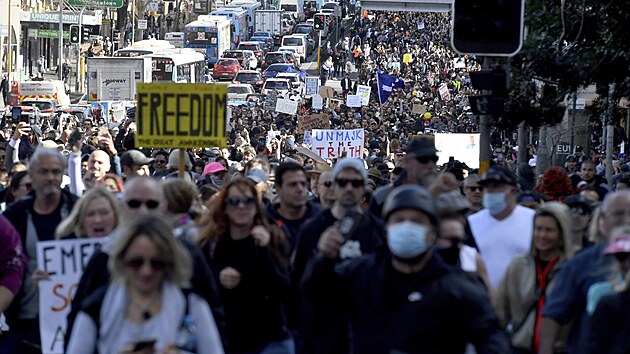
[130,338,156,352]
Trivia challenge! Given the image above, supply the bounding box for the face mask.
[436,244,460,265]
[210,175,224,188]
[483,192,508,215]
[387,221,429,259]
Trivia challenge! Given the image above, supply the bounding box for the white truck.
[254,10,288,45]
[86,56,152,102]
[279,0,304,22]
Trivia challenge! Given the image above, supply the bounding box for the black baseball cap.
[479,166,518,186]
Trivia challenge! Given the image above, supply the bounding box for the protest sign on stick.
[37,238,107,354]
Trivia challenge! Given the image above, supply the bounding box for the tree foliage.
[502,0,630,129]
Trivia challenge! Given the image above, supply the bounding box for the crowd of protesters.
[0,5,629,354]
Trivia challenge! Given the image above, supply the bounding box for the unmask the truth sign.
[312,129,364,159]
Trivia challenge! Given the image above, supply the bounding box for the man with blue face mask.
[467,166,535,291]
[302,184,509,354]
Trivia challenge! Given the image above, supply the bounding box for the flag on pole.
[377,71,406,104]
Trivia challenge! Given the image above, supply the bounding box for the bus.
[164,32,185,48]
[225,0,262,32]
[210,7,249,46]
[184,16,232,65]
[150,50,207,83]
[113,39,175,57]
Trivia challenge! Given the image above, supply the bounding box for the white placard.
[438,83,451,101]
[346,95,362,108]
[138,20,148,29]
[312,95,323,110]
[434,133,480,169]
[275,98,298,115]
[37,238,108,354]
[305,77,319,96]
[312,129,364,159]
[356,85,371,106]
[267,130,281,142]
[303,130,312,147]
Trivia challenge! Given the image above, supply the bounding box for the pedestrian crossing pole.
[59,0,64,80]
[317,30,322,68]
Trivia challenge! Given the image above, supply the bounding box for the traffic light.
[82,27,90,44]
[70,25,80,44]
[451,0,525,56]
[314,14,325,31]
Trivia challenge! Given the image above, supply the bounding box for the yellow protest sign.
[136,83,227,148]
[403,53,413,63]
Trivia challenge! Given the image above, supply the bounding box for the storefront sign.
[22,11,101,25]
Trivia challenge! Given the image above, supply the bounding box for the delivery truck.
[86,56,152,102]
[255,10,288,45]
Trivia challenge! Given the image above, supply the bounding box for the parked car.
[237,42,265,60]
[213,58,242,80]
[262,51,294,70]
[233,70,264,91]
[261,78,291,95]
[262,63,300,78]
[227,84,256,101]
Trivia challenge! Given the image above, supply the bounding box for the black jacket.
[265,201,321,255]
[291,208,386,354]
[301,251,510,354]
[202,235,290,353]
[3,189,78,324]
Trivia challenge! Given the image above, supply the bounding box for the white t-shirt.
[468,205,535,290]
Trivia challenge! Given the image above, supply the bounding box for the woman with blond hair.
[198,178,292,354]
[56,187,120,239]
[66,213,224,354]
[496,202,575,354]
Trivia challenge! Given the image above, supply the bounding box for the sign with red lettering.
[312,129,364,159]
[37,238,107,354]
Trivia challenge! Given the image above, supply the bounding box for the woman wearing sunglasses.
[66,214,224,354]
[586,226,630,354]
[495,202,575,354]
[198,178,293,354]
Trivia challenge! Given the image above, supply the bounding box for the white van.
[281,35,308,62]
[278,0,304,22]
[19,80,70,106]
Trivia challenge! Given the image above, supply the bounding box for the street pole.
[317,29,321,68]
[7,0,12,79]
[132,0,136,43]
[76,7,85,92]
[571,92,577,151]
[59,0,64,80]
[605,84,615,185]
[478,57,493,176]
